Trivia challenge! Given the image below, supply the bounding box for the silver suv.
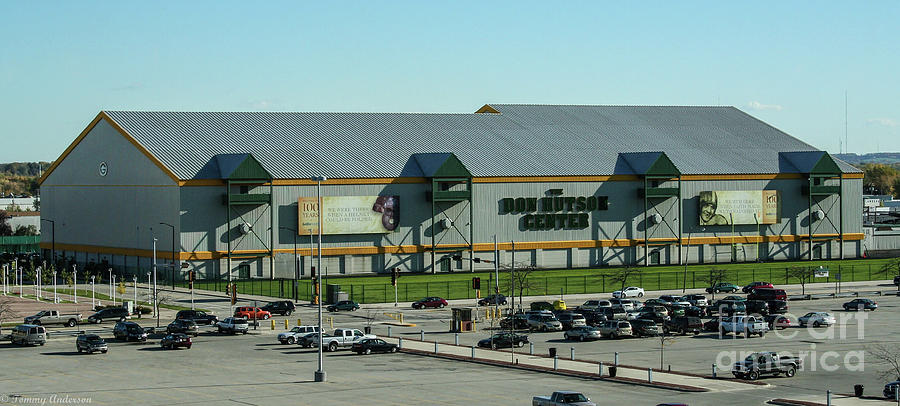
[598,320,632,339]
[526,313,562,332]
[217,317,249,334]
[278,325,321,344]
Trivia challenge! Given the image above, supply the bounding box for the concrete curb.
[398,347,709,392]
[768,399,827,406]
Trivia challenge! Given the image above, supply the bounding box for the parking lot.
[2,281,899,405]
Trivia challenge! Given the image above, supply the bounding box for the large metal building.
[39,104,863,281]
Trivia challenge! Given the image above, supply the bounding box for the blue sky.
[1,2,898,163]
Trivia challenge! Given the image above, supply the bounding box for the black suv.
[175,310,219,325]
[630,318,662,337]
[664,316,703,335]
[744,300,770,316]
[166,319,200,336]
[76,334,108,354]
[766,300,788,314]
[261,301,296,316]
[113,321,148,341]
[88,308,130,324]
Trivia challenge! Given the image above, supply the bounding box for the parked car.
[707,300,746,316]
[113,321,148,341]
[234,307,272,319]
[530,301,555,311]
[578,300,611,311]
[638,306,669,321]
[742,281,774,293]
[412,297,448,309]
[744,300,770,316]
[552,300,567,310]
[612,286,644,298]
[732,351,801,380]
[326,300,360,312]
[798,312,836,327]
[160,333,192,350]
[670,304,704,318]
[533,391,596,406]
[885,381,900,399]
[556,313,587,330]
[843,298,878,311]
[703,319,721,332]
[75,334,108,354]
[595,307,628,321]
[278,326,321,344]
[527,313,563,332]
[166,319,200,337]
[261,300,296,316]
[564,326,602,341]
[642,298,669,307]
[500,313,530,330]
[598,320,632,339]
[764,314,794,330]
[316,328,376,352]
[719,315,768,337]
[24,310,82,327]
[895,276,900,286]
[11,324,47,346]
[630,318,662,337]
[87,307,130,324]
[706,282,739,294]
[478,294,507,306]
[664,316,702,335]
[609,298,638,311]
[766,300,789,314]
[352,338,398,355]
[175,310,219,325]
[747,288,787,301]
[682,294,708,307]
[216,317,249,334]
[477,332,528,349]
[722,295,745,302]
[659,295,691,306]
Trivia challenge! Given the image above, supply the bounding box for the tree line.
[858,163,900,197]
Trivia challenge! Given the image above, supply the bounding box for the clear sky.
[1,2,898,163]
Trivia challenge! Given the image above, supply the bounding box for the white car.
[612,287,644,298]
[798,312,836,327]
[609,298,638,311]
[659,295,692,307]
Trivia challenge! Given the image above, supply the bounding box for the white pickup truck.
[533,391,596,406]
[718,315,768,338]
[315,328,375,352]
[24,310,82,327]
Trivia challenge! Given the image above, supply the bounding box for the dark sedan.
[160,333,192,350]
[166,319,199,337]
[843,298,878,311]
[499,314,529,330]
[478,294,507,306]
[477,332,528,349]
[412,297,448,309]
[326,300,360,312]
[352,338,398,355]
[175,310,218,325]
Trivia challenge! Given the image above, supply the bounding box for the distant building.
[0,197,38,212]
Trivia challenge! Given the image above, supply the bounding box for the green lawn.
[180,258,897,304]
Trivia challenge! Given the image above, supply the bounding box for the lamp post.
[280,226,299,302]
[53,270,57,303]
[108,268,113,299]
[159,222,176,289]
[311,175,327,383]
[90,276,95,309]
[35,266,41,301]
[153,237,159,328]
[41,218,55,269]
[72,265,77,304]
[112,274,116,306]
[18,267,22,298]
[146,272,151,305]
[132,275,137,309]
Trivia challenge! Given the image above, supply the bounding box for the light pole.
[146,272,151,306]
[312,175,327,383]
[90,276,95,309]
[18,267,22,298]
[112,274,116,306]
[41,218,55,270]
[108,268,113,299]
[53,270,57,303]
[132,275,137,309]
[280,226,299,302]
[159,222,176,289]
[36,266,42,301]
[72,265,77,304]
[153,237,159,328]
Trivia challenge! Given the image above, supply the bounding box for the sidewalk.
[383,335,764,392]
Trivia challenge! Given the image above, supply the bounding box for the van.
[11,324,47,346]
[598,320,632,339]
[747,288,787,301]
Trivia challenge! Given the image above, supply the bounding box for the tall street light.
[90,276,96,309]
[153,237,159,328]
[159,222,176,289]
[41,219,55,270]
[279,226,299,302]
[311,175,327,383]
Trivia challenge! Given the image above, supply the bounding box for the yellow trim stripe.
[40,233,865,260]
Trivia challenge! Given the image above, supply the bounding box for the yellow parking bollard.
[284,319,289,329]
[271,319,275,330]
[399,313,404,324]
[297,318,301,326]
[329,317,334,329]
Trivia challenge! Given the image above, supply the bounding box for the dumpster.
[854,384,864,397]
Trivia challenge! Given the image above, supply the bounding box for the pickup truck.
[718,315,768,338]
[732,351,802,380]
[533,391,596,406]
[315,328,375,352]
[24,310,82,327]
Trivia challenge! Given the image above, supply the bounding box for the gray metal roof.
[102,105,858,180]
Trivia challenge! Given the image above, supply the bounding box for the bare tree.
[659,333,676,370]
[878,257,900,292]
[869,344,900,381]
[500,262,540,312]
[0,295,17,326]
[698,269,728,300]
[786,266,814,295]
[609,266,642,292]
[364,310,379,330]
